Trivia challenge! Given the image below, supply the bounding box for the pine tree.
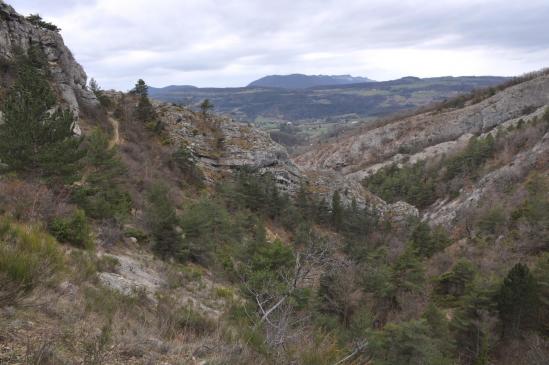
[72,129,131,219]
[145,183,185,261]
[133,79,148,97]
[0,47,83,180]
[497,263,539,338]
[200,99,214,119]
[534,253,549,335]
[133,79,156,124]
[331,190,343,230]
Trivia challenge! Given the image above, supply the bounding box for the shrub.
[444,135,495,181]
[180,198,234,265]
[176,306,217,336]
[96,255,120,273]
[364,161,436,209]
[409,222,451,258]
[215,286,235,299]
[72,129,131,220]
[49,209,93,249]
[84,286,140,317]
[0,218,64,304]
[368,319,455,365]
[172,145,204,187]
[477,206,507,236]
[25,14,60,32]
[435,259,476,303]
[145,183,185,261]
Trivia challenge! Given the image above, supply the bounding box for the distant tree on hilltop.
[200,99,214,118]
[132,79,156,125]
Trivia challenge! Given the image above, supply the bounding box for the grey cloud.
[10,0,549,89]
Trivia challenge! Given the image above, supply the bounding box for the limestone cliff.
[0,1,97,125]
[295,74,549,174]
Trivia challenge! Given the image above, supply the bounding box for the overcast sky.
[10,0,549,90]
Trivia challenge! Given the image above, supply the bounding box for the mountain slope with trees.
[149,75,508,147]
[0,2,548,365]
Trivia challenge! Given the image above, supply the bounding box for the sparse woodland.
[1,5,549,365]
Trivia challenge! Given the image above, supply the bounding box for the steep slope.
[1,2,548,365]
[0,1,97,125]
[295,73,549,174]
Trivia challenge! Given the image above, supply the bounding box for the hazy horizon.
[11,0,549,90]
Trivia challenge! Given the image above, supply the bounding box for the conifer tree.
[331,190,343,230]
[200,99,214,119]
[133,79,156,124]
[145,183,185,261]
[72,129,131,219]
[0,47,83,180]
[497,263,539,338]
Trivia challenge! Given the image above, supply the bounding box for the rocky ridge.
[294,74,549,224]
[154,102,417,216]
[295,74,549,174]
[0,1,97,131]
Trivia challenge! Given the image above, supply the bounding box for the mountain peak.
[247,73,375,89]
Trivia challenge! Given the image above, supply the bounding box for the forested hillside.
[0,2,548,365]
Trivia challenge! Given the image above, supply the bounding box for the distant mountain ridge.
[149,76,509,127]
[247,73,375,89]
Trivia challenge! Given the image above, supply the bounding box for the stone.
[0,2,98,128]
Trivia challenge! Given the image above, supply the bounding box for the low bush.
[176,305,217,336]
[49,209,93,249]
[25,14,60,32]
[0,218,64,305]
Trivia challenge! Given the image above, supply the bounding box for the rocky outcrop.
[155,102,302,193]
[426,130,549,227]
[347,105,549,182]
[295,75,549,175]
[0,1,97,124]
[155,102,418,219]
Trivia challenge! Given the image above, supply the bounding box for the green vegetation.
[0,47,83,181]
[368,319,454,365]
[145,183,185,261]
[72,129,131,220]
[1,38,547,364]
[365,161,436,208]
[49,209,93,249]
[199,98,214,118]
[444,135,495,182]
[172,145,204,187]
[435,259,476,303]
[132,79,157,128]
[409,221,451,258]
[497,263,539,338]
[25,14,60,32]
[365,134,498,208]
[89,78,112,108]
[180,198,234,265]
[0,218,64,303]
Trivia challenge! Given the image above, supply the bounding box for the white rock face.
[0,2,98,117]
[426,131,549,227]
[157,103,303,193]
[295,75,549,175]
[153,102,418,218]
[98,253,164,299]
